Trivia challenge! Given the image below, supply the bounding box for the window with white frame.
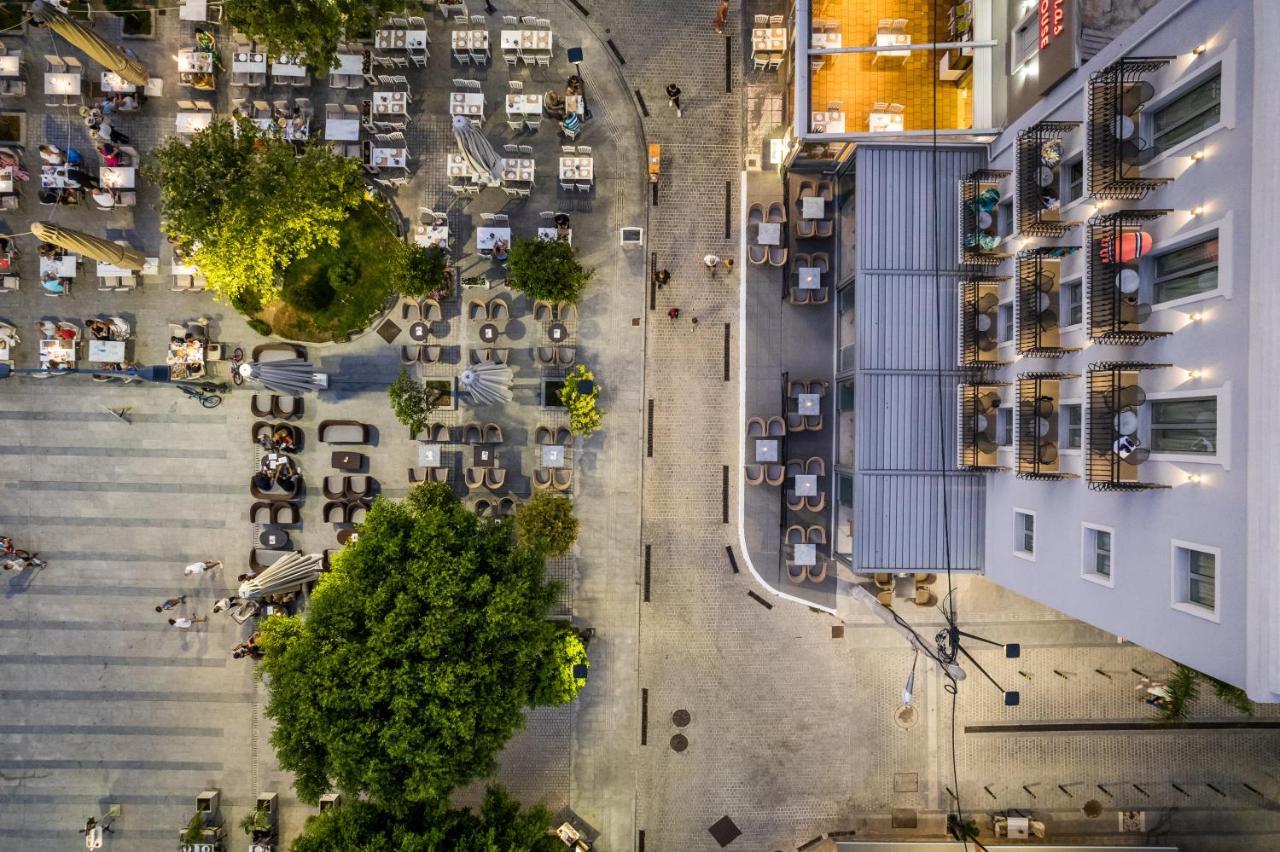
[1013,510,1035,559]
[997,405,1014,447]
[1082,524,1113,584]
[1060,278,1083,326]
[996,198,1015,239]
[1151,234,1218,304]
[1151,70,1221,155]
[1061,403,1082,449]
[1149,396,1217,455]
[998,301,1014,344]
[1062,155,1085,206]
[1172,541,1218,618]
[1009,9,1038,73]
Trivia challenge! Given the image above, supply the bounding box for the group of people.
[232,631,264,660]
[254,449,301,492]
[545,74,585,135]
[37,142,124,209]
[0,535,41,571]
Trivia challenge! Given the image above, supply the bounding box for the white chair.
[518,145,534,156]
[754,14,768,25]
[503,15,518,25]
[507,118,523,132]
[769,14,784,26]
[753,54,768,71]
[504,50,518,67]
[503,143,519,154]
[453,49,471,64]
[471,50,487,67]
[560,179,575,192]
[509,80,523,92]
[536,53,550,68]
[524,117,541,131]
[577,145,592,155]
[562,145,577,154]
[470,14,485,24]
[521,15,537,25]
[408,15,426,29]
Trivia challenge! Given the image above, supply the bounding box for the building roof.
[852,145,987,573]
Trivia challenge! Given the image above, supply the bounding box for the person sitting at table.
[90,186,118,209]
[566,74,583,95]
[193,28,224,71]
[96,142,122,167]
[38,144,65,165]
[36,320,57,339]
[492,238,510,261]
[85,319,112,340]
[543,89,566,119]
[554,212,571,233]
[40,275,66,295]
[64,167,100,190]
[561,111,582,136]
[251,470,273,492]
[271,427,297,453]
[0,149,28,182]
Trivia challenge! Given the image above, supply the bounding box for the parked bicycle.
[2,548,46,572]
[176,382,226,409]
[229,346,245,386]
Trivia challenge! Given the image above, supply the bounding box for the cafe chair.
[766,416,785,437]
[535,346,556,366]
[764,464,785,486]
[745,464,765,486]
[418,345,442,364]
[552,469,573,491]
[533,468,553,490]
[400,345,419,365]
[464,467,485,489]
[746,416,765,438]
[786,490,805,512]
[483,423,503,443]
[787,563,807,584]
[322,475,348,500]
[806,457,825,476]
[484,468,506,489]
[785,525,805,544]
[408,466,430,483]
[807,525,827,545]
[250,394,275,418]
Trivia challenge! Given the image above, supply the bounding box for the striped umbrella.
[452,115,502,185]
[458,361,513,405]
[30,0,149,86]
[31,222,145,270]
[238,552,323,599]
[243,357,327,397]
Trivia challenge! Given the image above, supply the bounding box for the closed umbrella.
[243,357,327,397]
[31,221,145,270]
[458,360,513,405]
[30,0,149,86]
[239,552,323,599]
[452,115,502,185]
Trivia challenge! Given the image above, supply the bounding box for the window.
[1014,510,1035,559]
[1060,279,1083,326]
[996,198,1015,239]
[1061,403,1082,449]
[1150,397,1217,454]
[1082,525,1113,584]
[1063,156,1085,205]
[1152,235,1218,304]
[1172,541,1219,619]
[997,406,1013,447]
[1009,11,1038,72]
[1152,71,1221,154]
[998,301,1014,344]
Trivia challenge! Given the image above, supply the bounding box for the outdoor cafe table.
[40,254,77,278]
[41,165,73,189]
[376,28,428,50]
[447,153,480,180]
[499,158,534,183]
[450,91,485,118]
[179,0,208,21]
[39,338,75,366]
[476,227,512,253]
[325,118,360,141]
[177,50,213,73]
[87,340,126,364]
[232,52,267,73]
[500,30,554,52]
[872,31,911,63]
[472,444,496,468]
[284,122,310,142]
[538,227,571,244]
[810,110,845,133]
[754,437,779,463]
[176,111,213,134]
[541,444,566,468]
[0,166,13,194]
[271,55,307,77]
[100,166,135,189]
[793,474,818,497]
[796,392,821,414]
[559,157,593,181]
[0,55,18,78]
[757,222,782,246]
[101,71,136,93]
[418,443,442,467]
[505,93,543,116]
[369,147,406,169]
[452,30,490,51]
[868,109,905,132]
[751,27,787,54]
[331,53,363,75]
[797,266,821,290]
[801,196,826,219]
[373,90,408,116]
[44,71,81,96]
[793,542,817,566]
[547,322,568,342]
[414,224,449,247]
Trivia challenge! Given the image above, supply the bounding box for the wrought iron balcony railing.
[1087,57,1174,200]
[1016,372,1079,480]
[1016,120,1083,237]
[1085,361,1172,491]
[957,382,1009,471]
[1017,248,1081,357]
[959,169,1011,266]
[1086,209,1172,345]
[958,277,1010,367]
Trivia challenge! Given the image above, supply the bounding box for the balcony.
[1086,57,1175,200]
[1016,372,1079,480]
[1086,361,1172,491]
[956,381,1008,471]
[1087,210,1172,344]
[1015,120,1082,237]
[959,169,1011,266]
[958,277,1010,367]
[1017,248,1081,358]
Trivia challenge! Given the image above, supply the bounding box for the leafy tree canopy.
[505,238,592,304]
[258,484,559,810]
[514,493,579,558]
[558,364,604,437]
[223,0,401,71]
[290,786,563,852]
[403,244,452,299]
[530,626,588,707]
[145,117,364,304]
[388,369,443,436]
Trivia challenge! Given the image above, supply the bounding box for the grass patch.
[269,201,406,342]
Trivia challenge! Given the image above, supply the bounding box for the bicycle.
[3,549,46,571]
[229,346,245,386]
[177,382,225,409]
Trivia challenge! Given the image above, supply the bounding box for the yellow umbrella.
[31,0,149,86]
[32,221,145,270]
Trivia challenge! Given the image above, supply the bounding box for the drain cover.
[670,733,688,752]
[894,704,918,729]
[672,709,691,727]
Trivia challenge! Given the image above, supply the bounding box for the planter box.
[195,790,219,816]
[319,792,342,812]
[543,379,567,409]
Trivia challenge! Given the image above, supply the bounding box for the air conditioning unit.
[1119,810,1146,832]
[619,227,644,246]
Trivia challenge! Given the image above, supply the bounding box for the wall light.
[1192,44,1207,56]
[1190,150,1205,162]
[1187,369,1203,380]
[1188,311,1204,322]
[1191,206,1204,216]
[1187,473,1202,484]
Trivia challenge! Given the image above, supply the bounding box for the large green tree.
[289,787,562,852]
[223,0,400,71]
[258,484,560,810]
[505,238,593,304]
[145,117,364,304]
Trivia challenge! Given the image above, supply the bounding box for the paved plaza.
[1,1,1279,851]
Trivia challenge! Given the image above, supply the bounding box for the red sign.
[1039,0,1065,49]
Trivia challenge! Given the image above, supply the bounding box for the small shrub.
[232,288,263,315]
[505,238,592,304]
[531,627,588,706]
[514,493,579,557]
[388,369,442,436]
[247,318,273,337]
[558,364,603,437]
[327,259,359,292]
[403,244,452,298]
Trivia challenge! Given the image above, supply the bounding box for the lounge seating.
[786,490,805,511]
[464,467,485,489]
[462,422,482,444]
[420,297,442,322]
[535,426,553,444]
[806,457,825,476]
[323,475,348,500]
[749,243,767,265]
[251,421,301,450]
[556,346,576,366]
[766,416,785,437]
[807,525,827,545]
[484,468,506,489]
[764,464,785,486]
[253,342,306,363]
[473,498,492,516]
[349,503,367,524]
[497,496,516,516]
[401,301,420,321]
[419,345,442,364]
[745,464,764,485]
[535,346,556,366]
[401,345,419,365]
[784,525,805,544]
[555,427,572,444]
[345,475,373,499]
[250,394,274,418]
[483,423,503,443]
[787,563,807,584]
[807,562,828,583]
[323,501,347,524]
[534,299,554,321]
[251,548,297,571]
[552,468,573,491]
[409,466,430,482]
[251,475,302,502]
[785,412,805,431]
[272,503,300,525]
[319,420,370,444]
[468,299,486,320]
[804,493,826,512]
[747,416,765,438]
[273,396,303,420]
[250,501,274,524]
[533,468,553,490]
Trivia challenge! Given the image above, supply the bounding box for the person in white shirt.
[183,559,221,575]
[168,615,207,630]
[90,187,116,209]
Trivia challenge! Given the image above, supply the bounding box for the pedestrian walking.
[722,257,735,272]
[713,0,729,34]
[703,253,720,275]
[691,316,699,327]
[666,83,682,117]
[183,560,221,575]
[169,615,208,630]
[155,595,186,613]
[653,268,671,289]
[667,307,680,319]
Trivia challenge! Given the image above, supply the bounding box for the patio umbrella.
[452,115,502,185]
[30,0,149,86]
[30,221,145,270]
[242,357,327,397]
[458,361,513,406]
[238,551,323,599]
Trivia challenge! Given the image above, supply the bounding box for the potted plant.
[558,364,604,437]
[402,243,453,301]
[179,811,203,845]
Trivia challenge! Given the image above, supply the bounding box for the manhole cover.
[894,704,918,729]
[831,625,845,639]
[1083,799,1103,818]
[893,772,919,793]
[672,709,691,727]
[670,733,688,752]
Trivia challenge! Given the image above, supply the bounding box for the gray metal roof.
[852,145,987,573]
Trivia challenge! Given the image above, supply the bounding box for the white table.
[565,93,585,116]
[450,91,485,117]
[869,110,905,133]
[414,225,449,247]
[797,267,821,290]
[810,31,842,49]
[542,445,566,468]
[44,72,81,96]
[499,158,535,182]
[324,118,359,141]
[332,53,364,75]
[179,0,208,21]
[418,443,441,467]
[793,543,816,566]
[447,153,479,180]
[40,338,75,365]
[176,111,213,134]
[0,166,12,194]
[872,31,911,62]
[172,262,200,276]
[87,340,126,363]
[538,227,571,243]
[754,438,778,463]
[757,222,781,246]
[0,55,19,78]
[40,255,77,277]
[505,93,543,115]
[797,392,820,413]
[810,110,845,133]
[793,474,818,496]
[373,91,408,115]
[283,122,309,142]
[177,50,213,73]
[40,165,71,189]
[452,30,490,51]
[500,30,554,52]
[376,29,428,50]
[369,147,406,169]
[801,196,826,219]
[101,71,135,93]
[100,166,135,189]
[232,52,267,73]
[559,157,593,180]
[97,258,144,278]
[476,227,512,252]
[271,55,307,77]
[751,27,787,54]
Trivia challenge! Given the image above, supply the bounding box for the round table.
[1035,165,1055,187]
[1112,114,1136,140]
[976,210,993,230]
[1116,267,1140,294]
[548,322,567,342]
[479,322,498,343]
[259,529,290,549]
[1114,410,1139,435]
[974,313,993,333]
[409,321,429,342]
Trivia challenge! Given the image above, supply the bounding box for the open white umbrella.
[241,357,327,397]
[458,361,513,406]
[239,552,323,599]
[452,115,502,185]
